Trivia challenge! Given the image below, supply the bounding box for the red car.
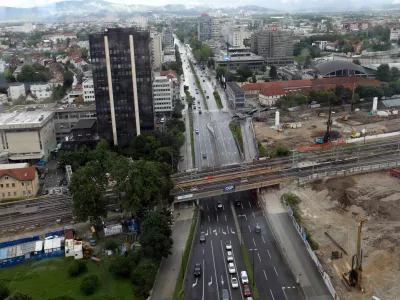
[205,175,214,179]
[243,285,251,297]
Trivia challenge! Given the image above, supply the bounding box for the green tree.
[166,119,185,132]
[343,43,354,53]
[4,69,16,83]
[17,64,50,83]
[251,74,257,83]
[236,65,253,81]
[0,282,9,300]
[69,160,108,223]
[46,296,74,300]
[7,292,33,300]
[80,274,99,295]
[390,67,400,82]
[131,259,159,300]
[376,63,390,82]
[66,37,71,47]
[112,160,173,218]
[269,65,278,79]
[81,48,88,60]
[109,256,132,277]
[63,70,74,87]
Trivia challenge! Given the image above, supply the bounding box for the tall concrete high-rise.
[162,26,174,49]
[89,27,154,147]
[198,14,212,41]
[251,27,294,65]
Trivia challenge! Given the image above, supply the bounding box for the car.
[246,298,253,300]
[89,239,97,246]
[217,201,223,209]
[221,289,230,300]
[240,271,249,284]
[206,96,209,99]
[198,101,200,104]
[193,106,196,110]
[194,263,202,277]
[225,241,232,250]
[204,90,206,93]
[202,153,207,159]
[231,277,239,288]
[190,187,198,191]
[235,200,242,207]
[228,262,236,274]
[205,175,214,179]
[40,173,46,179]
[255,225,261,233]
[243,284,251,297]
[195,129,199,134]
[200,231,206,243]
[203,80,205,82]
[226,251,233,262]
[199,110,202,114]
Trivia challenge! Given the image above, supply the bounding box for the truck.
[389,168,400,178]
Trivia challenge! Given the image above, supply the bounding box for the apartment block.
[7,83,26,101]
[162,26,174,50]
[152,33,163,70]
[30,84,52,100]
[153,76,173,113]
[198,14,212,41]
[83,79,95,102]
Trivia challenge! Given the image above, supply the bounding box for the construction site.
[253,100,400,150]
[281,170,400,300]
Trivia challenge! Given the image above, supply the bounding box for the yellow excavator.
[342,217,367,291]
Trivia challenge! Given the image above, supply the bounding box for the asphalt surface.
[230,190,302,300]
[177,42,242,169]
[185,196,250,300]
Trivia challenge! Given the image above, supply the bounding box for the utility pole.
[238,214,245,245]
[249,248,257,288]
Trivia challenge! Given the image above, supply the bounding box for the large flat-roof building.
[226,82,245,109]
[215,50,265,73]
[198,14,212,42]
[251,28,294,66]
[0,110,56,162]
[89,27,154,147]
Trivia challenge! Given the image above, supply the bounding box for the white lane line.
[282,287,289,300]
[241,203,244,209]
[258,252,262,262]
[274,266,279,277]
[203,248,204,255]
[210,240,220,298]
[248,201,252,207]
[262,236,266,244]
[208,276,212,286]
[263,269,268,281]
[270,289,275,300]
[252,212,255,218]
[192,277,198,287]
[267,250,271,258]
[202,260,205,300]
[253,238,256,247]
[244,214,247,221]
[225,215,227,222]
[217,215,219,222]
[226,225,229,234]
[248,225,251,232]
[208,216,210,222]
[207,204,209,211]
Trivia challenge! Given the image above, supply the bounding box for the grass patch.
[213,91,223,109]
[0,256,134,300]
[229,121,244,154]
[189,60,208,111]
[173,206,199,300]
[189,111,195,166]
[257,140,290,158]
[240,244,261,300]
[282,193,319,250]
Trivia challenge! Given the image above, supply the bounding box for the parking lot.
[37,159,68,195]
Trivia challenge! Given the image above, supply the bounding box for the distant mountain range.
[0,1,278,22]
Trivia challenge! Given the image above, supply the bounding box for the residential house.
[0,165,39,200]
[30,84,52,100]
[82,79,95,102]
[7,83,26,101]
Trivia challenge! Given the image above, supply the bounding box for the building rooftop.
[226,82,244,94]
[72,118,96,130]
[0,166,36,181]
[0,110,54,129]
[0,163,28,170]
[216,54,265,62]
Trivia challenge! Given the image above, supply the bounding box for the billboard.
[177,194,193,200]
[223,185,235,192]
[223,55,231,61]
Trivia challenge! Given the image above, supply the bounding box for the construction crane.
[342,217,367,291]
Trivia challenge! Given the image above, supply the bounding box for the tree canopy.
[17,64,50,83]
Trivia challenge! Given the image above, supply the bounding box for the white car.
[195,129,199,134]
[225,241,232,250]
[231,277,239,288]
[241,271,249,284]
[228,262,236,274]
[226,251,233,262]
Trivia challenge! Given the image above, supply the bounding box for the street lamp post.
[249,248,257,288]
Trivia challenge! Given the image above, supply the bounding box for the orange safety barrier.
[297,140,345,151]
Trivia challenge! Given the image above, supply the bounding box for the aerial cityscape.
[0,1,399,300]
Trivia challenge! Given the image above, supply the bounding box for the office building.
[198,14,212,42]
[152,33,163,70]
[215,49,264,73]
[226,82,245,109]
[251,28,294,65]
[89,27,154,147]
[61,119,99,151]
[0,110,56,162]
[153,76,173,113]
[83,79,95,102]
[211,19,220,40]
[162,26,174,50]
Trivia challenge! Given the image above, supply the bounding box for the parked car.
[226,251,233,262]
[231,277,239,288]
[194,263,202,277]
[225,241,232,250]
[241,271,249,284]
[228,262,236,274]
[243,284,251,297]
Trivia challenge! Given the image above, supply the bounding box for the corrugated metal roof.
[382,98,400,107]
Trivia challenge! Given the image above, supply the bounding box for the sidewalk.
[261,190,332,300]
[150,206,194,300]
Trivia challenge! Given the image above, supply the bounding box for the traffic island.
[229,121,244,157]
[213,90,223,109]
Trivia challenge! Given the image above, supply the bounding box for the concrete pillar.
[129,34,141,136]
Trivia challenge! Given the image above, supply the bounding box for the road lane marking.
[282,287,289,300]
[248,201,252,207]
[208,216,210,222]
[270,289,275,300]
[192,277,198,287]
[222,229,226,235]
[262,236,266,244]
[225,215,227,222]
[258,252,262,262]
[213,229,217,236]
[217,215,219,222]
[221,275,224,285]
[231,228,235,234]
[203,248,204,255]
[202,260,205,300]
[252,212,255,218]
[274,266,279,277]
[210,240,220,298]
[241,203,244,209]
[226,225,229,234]
[263,270,268,280]
[207,205,209,211]
[248,225,251,232]
[208,276,212,286]
[267,250,271,258]
[253,238,256,247]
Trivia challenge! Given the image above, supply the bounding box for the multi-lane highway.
[185,196,251,300]
[177,41,242,169]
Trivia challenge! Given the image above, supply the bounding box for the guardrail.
[297,161,400,185]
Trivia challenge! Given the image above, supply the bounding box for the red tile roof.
[74,58,84,63]
[160,70,178,79]
[0,167,36,181]
[260,85,285,97]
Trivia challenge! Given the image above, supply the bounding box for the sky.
[0,0,395,9]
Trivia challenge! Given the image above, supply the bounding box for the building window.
[0,184,2,188]
[12,183,15,187]
[28,190,31,195]
[4,176,8,180]
[23,191,26,195]
[21,182,24,186]
[26,182,30,186]
[13,192,16,196]
[8,192,11,196]
[6,183,9,188]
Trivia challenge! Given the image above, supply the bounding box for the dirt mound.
[311,177,356,207]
